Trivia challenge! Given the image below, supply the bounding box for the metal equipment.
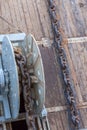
[0,36,20,121]
[0,33,47,129]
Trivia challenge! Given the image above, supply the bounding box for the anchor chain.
[48,0,80,128]
[14,48,36,130]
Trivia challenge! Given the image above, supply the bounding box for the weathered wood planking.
[0,0,87,40]
[56,0,87,38]
[0,0,53,40]
[64,42,87,129]
[68,42,87,102]
[48,112,69,130]
[0,0,87,129]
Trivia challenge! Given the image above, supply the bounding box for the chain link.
[48,0,80,128]
[14,47,36,130]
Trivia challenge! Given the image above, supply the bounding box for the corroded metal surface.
[14,48,35,129]
[48,0,80,129]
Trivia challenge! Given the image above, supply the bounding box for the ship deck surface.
[0,0,87,129]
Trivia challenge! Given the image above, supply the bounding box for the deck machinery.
[0,33,49,130]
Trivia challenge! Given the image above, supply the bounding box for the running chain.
[14,48,36,130]
[48,0,80,128]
